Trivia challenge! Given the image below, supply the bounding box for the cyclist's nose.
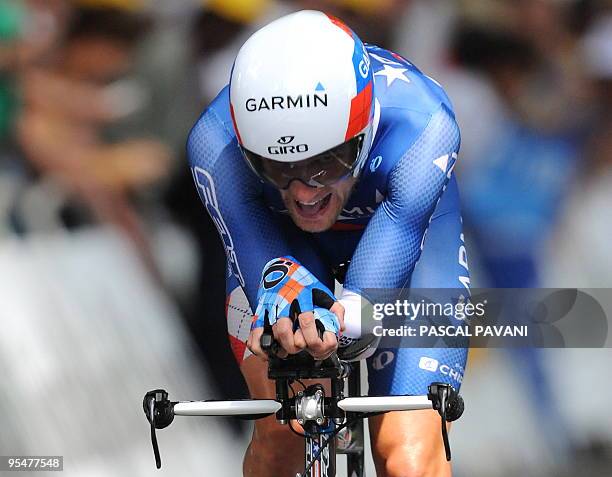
[288,179,322,201]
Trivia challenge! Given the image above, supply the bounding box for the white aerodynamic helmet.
[229,10,374,189]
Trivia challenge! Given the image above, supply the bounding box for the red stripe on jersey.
[325,13,353,38]
[345,81,373,140]
[331,222,366,231]
[228,335,247,364]
[229,103,243,145]
[391,51,408,63]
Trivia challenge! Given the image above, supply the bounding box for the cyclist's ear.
[312,288,335,310]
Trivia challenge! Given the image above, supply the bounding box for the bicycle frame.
[343,363,364,477]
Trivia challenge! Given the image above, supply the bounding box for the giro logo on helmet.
[267,135,309,155]
[245,93,328,112]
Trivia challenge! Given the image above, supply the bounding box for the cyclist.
[188,10,468,477]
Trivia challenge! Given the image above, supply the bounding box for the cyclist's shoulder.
[368,45,454,118]
[188,85,235,144]
[361,47,459,189]
[187,85,244,173]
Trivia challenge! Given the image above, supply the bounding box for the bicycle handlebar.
[143,382,464,468]
[169,395,431,416]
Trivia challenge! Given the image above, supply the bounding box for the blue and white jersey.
[188,45,468,394]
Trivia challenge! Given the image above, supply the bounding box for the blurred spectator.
[0,0,22,142]
[448,6,587,289]
[544,11,612,287]
[1,0,72,236]
[2,0,72,144]
[18,4,162,186]
[14,3,171,273]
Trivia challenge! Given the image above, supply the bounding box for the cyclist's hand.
[245,318,300,360]
[247,256,345,360]
[247,306,345,360]
[246,326,267,361]
[294,303,345,360]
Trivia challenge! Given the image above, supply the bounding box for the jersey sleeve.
[344,104,461,296]
[187,98,293,309]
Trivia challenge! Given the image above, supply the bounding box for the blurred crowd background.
[1,0,612,475]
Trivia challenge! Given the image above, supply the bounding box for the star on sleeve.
[374,64,411,87]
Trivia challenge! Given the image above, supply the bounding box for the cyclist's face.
[280,176,357,232]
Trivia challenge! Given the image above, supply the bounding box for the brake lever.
[143,389,175,469]
[427,383,465,461]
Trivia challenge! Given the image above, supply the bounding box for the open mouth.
[294,193,332,219]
